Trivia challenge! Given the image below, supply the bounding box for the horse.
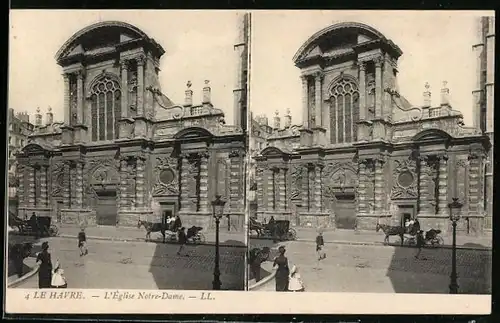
[137,220,167,243]
[376,223,405,246]
[249,218,264,237]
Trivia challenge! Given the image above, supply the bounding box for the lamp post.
[211,194,226,290]
[448,197,463,294]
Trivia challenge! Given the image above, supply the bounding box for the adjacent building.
[16,18,249,231]
[252,20,494,234]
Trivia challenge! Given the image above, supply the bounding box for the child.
[51,260,67,288]
[415,230,425,259]
[314,231,326,269]
[288,265,305,292]
[177,227,189,257]
[78,227,88,256]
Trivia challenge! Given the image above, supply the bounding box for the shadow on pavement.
[7,232,43,279]
[149,240,246,291]
[387,243,492,294]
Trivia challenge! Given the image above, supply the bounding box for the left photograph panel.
[7,10,249,291]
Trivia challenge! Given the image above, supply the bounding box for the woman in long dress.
[273,246,290,292]
[36,241,53,289]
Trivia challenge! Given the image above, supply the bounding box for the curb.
[248,268,276,291]
[57,234,246,249]
[295,238,492,251]
[8,264,40,288]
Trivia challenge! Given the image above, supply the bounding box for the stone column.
[437,154,449,215]
[28,165,35,207]
[418,156,432,214]
[63,74,70,125]
[314,73,323,127]
[136,55,145,116]
[63,161,71,208]
[180,154,191,211]
[314,164,323,212]
[383,54,392,120]
[267,167,275,211]
[357,159,369,213]
[374,157,385,212]
[119,157,129,210]
[301,76,309,129]
[302,165,310,212]
[135,157,145,209]
[278,168,286,210]
[308,164,315,211]
[229,151,241,212]
[256,166,264,208]
[358,62,367,120]
[69,161,77,208]
[468,153,481,214]
[76,70,84,124]
[374,57,383,118]
[75,161,84,208]
[40,165,48,207]
[120,60,129,118]
[18,164,25,207]
[199,152,210,212]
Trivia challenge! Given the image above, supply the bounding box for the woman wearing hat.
[36,242,53,288]
[272,246,290,292]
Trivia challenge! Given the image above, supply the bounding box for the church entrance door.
[95,190,117,226]
[334,193,356,229]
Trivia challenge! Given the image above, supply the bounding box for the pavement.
[11,236,246,291]
[251,227,492,250]
[248,239,492,294]
[56,225,246,247]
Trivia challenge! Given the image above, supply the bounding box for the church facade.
[15,21,247,231]
[252,20,493,234]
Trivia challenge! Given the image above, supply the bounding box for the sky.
[250,10,494,126]
[9,10,241,124]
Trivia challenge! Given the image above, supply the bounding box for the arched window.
[329,78,359,144]
[90,76,121,141]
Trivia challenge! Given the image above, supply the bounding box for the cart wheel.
[287,228,297,240]
[198,233,206,244]
[437,236,444,246]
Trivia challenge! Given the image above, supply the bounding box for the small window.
[429,108,440,117]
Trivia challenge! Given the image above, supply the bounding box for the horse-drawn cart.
[249,218,297,241]
[376,221,444,247]
[9,213,59,237]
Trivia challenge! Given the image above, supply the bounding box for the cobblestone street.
[14,236,245,290]
[250,239,491,294]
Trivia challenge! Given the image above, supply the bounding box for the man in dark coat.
[30,212,39,238]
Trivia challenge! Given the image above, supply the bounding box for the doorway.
[160,202,176,227]
[397,205,416,227]
[334,193,356,229]
[95,190,117,226]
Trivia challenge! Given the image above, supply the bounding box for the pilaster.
[229,150,242,212]
[76,70,84,124]
[314,72,323,128]
[437,154,449,215]
[374,57,383,118]
[199,152,210,213]
[28,165,35,207]
[136,156,145,209]
[74,161,84,209]
[256,166,264,208]
[418,156,433,214]
[301,75,309,129]
[358,61,367,120]
[119,157,129,210]
[267,167,275,211]
[18,164,25,207]
[278,168,287,210]
[302,165,310,212]
[40,165,48,208]
[313,164,323,212]
[63,161,71,208]
[120,60,129,118]
[357,159,369,214]
[136,55,145,116]
[180,154,191,211]
[63,74,70,125]
[468,153,481,214]
[374,156,385,212]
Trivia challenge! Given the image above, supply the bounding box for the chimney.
[184,81,193,107]
[284,108,292,128]
[35,107,42,126]
[440,81,450,106]
[273,110,281,130]
[202,80,211,104]
[46,106,54,125]
[423,82,431,107]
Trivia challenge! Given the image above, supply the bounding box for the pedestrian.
[174,215,182,232]
[249,247,270,282]
[273,246,289,292]
[415,230,426,259]
[51,260,67,288]
[288,265,305,292]
[177,227,189,257]
[30,212,39,238]
[78,227,88,256]
[36,241,53,289]
[314,231,326,269]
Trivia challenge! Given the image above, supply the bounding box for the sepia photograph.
[248,11,493,295]
[7,10,249,292]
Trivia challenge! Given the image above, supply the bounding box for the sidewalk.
[292,228,492,250]
[56,225,246,247]
[7,257,39,288]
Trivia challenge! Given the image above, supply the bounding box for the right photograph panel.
[247,11,493,294]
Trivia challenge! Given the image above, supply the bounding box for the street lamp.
[211,194,226,290]
[448,197,463,294]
